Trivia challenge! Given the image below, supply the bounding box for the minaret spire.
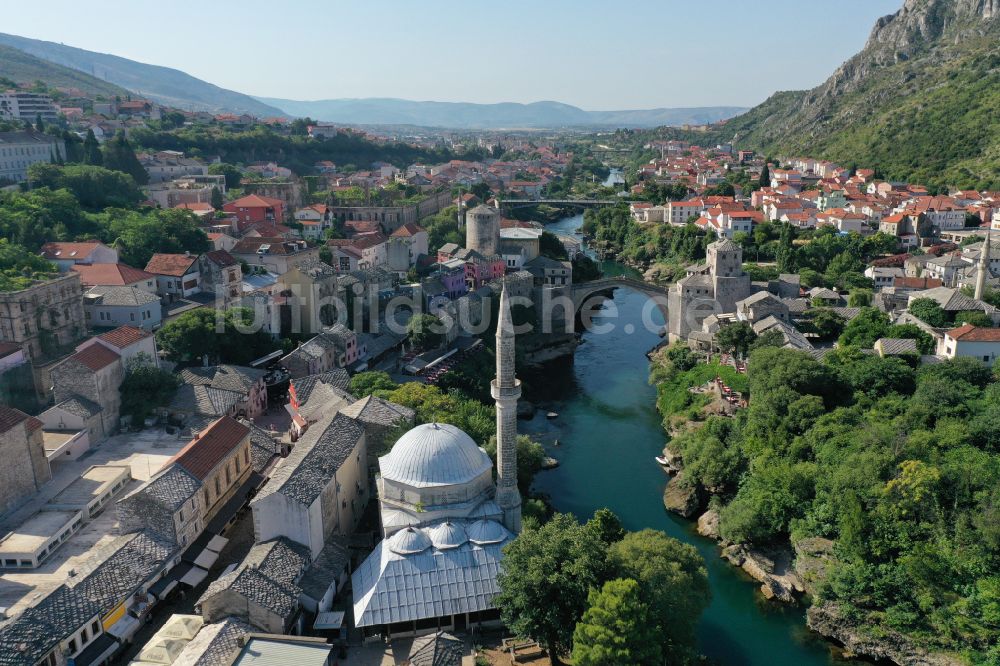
[975,228,992,301]
[492,282,522,533]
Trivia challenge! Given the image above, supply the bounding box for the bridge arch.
[532,276,670,335]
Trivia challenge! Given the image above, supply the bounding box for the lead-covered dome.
[467,519,509,545]
[427,521,469,550]
[387,527,432,555]
[380,423,492,488]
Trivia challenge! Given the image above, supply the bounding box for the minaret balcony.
[491,379,521,400]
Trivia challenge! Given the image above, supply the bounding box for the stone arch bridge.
[531,276,670,334]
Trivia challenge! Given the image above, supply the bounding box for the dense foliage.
[496,511,709,665]
[155,308,278,365]
[0,238,58,291]
[657,345,1000,660]
[119,355,180,424]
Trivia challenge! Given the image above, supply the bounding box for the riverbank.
[521,283,846,665]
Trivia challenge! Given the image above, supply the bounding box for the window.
[91,621,99,636]
[215,477,221,495]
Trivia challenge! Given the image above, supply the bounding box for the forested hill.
[0,33,286,117]
[695,0,1000,190]
[0,44,131,98]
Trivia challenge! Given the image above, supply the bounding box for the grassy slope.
[0,44,129,98]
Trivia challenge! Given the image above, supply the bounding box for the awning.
[180,565,209,588]
[106,614,140,641]
[207,534,228,552]
[148,576,178,601]
[73,633,120,666]
[313,611,345,630]
[193,548,219,569]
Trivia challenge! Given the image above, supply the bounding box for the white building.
[940,324,1000,365]
[0,130,65,183]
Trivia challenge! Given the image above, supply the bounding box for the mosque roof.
[379,423,492,488]
[352,520,512,627]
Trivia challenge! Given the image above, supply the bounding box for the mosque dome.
[467,519,509,545]
[427,521,469,550]
[387,527,432,555]
[380,423,492,488]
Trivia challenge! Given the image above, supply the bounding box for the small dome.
[467,520,509,545]
[380,423,492,488]
[427,521,469,550]
[387,527,432,555]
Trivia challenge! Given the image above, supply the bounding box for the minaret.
[975,229,992,301]
[491,282,522,533]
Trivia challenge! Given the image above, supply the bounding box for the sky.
[1,0,904,110]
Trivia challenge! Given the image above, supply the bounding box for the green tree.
[155,307,275,364]
[848,288,872,307]
[119,354,180,424]
[758,163,770,188]
[27,163,142,210]
[908,297,949,327]
[802,308,846,341]
[349,370,399,397]
[407,313,444,351]
[82,129,103,166]
[0,239,58,291]
[838,307,891,348]
[955,310,992,328]
[103,131,149,185]
[607,530,710,663]
[495,513,608,665]
[210,186,224,209]
[539,231,569,260]
[716,321,757,358]
[208,162,244,189]
[103,208,210,267]
[572,579,661,666]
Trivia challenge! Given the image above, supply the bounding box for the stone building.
[465,204,501,257]
[0,272,86,361]
[276,262,342,335]
[51,343,124,441]
[667,238,752,341]
[0,405,51,516]
[198,250,242,306]
[351,283,522,637]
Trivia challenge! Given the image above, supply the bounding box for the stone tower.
[491,282,522,533]
[466,204,501,256]
[708,238,751,314]
[975,229,992,301]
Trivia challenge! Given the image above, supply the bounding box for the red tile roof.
[170,416,249,480]
[203,250,238,267]
[40,241,106,260]
[226,194,283,208]
[145,253,198,277]
[390,223,426,238]
[71,263,154,287]
[946,324,1000,342]
[70,344,120,371]
[97,325,152,349]
[0,405,41,435]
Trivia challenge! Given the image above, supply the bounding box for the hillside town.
[4,3,1000,662]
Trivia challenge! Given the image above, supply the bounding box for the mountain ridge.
[256,96,747,129]
[0,32,287,118]
[703,0,1000,188]
[0,44,131,99]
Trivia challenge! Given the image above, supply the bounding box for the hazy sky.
[2,0,903,109]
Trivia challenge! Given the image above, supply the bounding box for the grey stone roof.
[290,370,352,405]
[56,395,103,418]
[198,547,304,624]
[409,631,464,666]
[180,365,266,393]
[876,338,919,355]
[298,536,350,601]
[116,466,201,541]
[340,395,414,428]
[72,531,177,615]
[0,586,101,666]
[240,419,281,473]
[752,316,813,351]
[172,616,253,666]
[782,298,811,314]
[910,286,994,313]
[254,412,364,507]
[827,307,863,321]
[86,285,160,306]
[169,384,242,416]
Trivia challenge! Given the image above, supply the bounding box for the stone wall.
[0,421,50,516]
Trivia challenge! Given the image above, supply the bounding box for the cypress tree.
[758,163,771,188]
[83,129,103,166]
[103,131,148,184]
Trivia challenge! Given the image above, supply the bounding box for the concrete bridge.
[500,198,625,211]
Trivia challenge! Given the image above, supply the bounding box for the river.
[520,214,843,665]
